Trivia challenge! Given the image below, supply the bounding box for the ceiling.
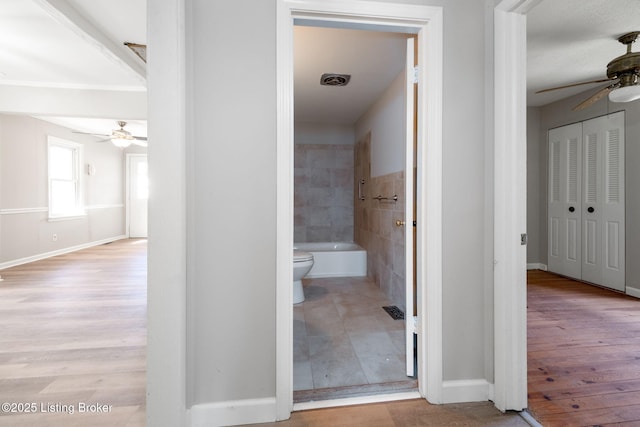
[527,0,640,107]
[294,26,408,125]
[0,0,147,138]
[0,0,639,136]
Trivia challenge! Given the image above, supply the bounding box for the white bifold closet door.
[581,112,625,290]
[548,122,582,280]
[548,112,625,292]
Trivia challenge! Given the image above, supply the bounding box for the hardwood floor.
[0,240,528,427]
[0,239,146,427]
[245,400,528,427]
[527,270,640,426]
[8,243,640,426]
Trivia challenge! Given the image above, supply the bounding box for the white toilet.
[293,251,314,304]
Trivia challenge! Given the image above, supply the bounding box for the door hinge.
[521,233,528,246]
[412,316,419,334]
[411,66,419,84]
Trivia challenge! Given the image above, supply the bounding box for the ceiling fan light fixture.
[608,85,640,103]
[111,137,132,148]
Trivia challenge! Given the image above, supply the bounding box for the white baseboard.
[626,287,640,299]
[527,263,547,271]
[0,235,127,270]
[188,397,277,427]
[442,379,492,404]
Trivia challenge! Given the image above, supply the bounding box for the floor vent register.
[382,305,404,320]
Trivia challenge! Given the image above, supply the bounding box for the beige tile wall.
[294,144,354,243]
[354,133,406,311]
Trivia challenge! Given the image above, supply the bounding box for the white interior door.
[128,154,148,238]
[404,36,416,377]
[548,123,582,280]
[581,112,625,291]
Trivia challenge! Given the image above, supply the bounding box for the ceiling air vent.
[320,73,351,86]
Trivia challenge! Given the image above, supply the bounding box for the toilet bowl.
[293,251,314,304]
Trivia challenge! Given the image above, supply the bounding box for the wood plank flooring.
[6,242,640,426]
[245,400,528,427]
[0,239,147,427]
[527,270,640,426]
[0,240,528,426]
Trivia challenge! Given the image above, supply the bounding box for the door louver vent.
[568,138,578,203]
[607,129,620,203]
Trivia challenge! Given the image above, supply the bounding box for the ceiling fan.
[73,121,148,148]
[536,31,640,111]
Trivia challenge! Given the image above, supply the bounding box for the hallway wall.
[148,0,498,424]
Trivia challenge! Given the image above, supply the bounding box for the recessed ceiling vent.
[320,73,351,86]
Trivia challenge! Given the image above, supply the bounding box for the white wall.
[186,0,277,405]
[439,0,490,383]
[528,90,640,293]
[149,0,496,423]
[355,70,406,177]
[0,114,128,266]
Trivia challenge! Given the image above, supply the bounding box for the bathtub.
[293,242,367,278]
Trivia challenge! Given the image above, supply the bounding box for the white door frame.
[493,0,541,412]
[146,0,187,425]
[276,0,443,418]
[126,153,148,238]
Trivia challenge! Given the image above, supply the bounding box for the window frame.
[47,136,85,220]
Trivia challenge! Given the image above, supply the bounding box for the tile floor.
[293,276,412,393]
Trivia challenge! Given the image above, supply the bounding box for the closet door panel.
[550,217,560,258]
[584,219,598,266]
[602,113,625,290]
[606,221,621,270]
[548,123,582,279]
[581,112,625,291]
[548,137,563,273]
[567,218,578,262]
[581,130,603,285]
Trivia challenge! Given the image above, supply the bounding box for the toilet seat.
[293,251,313,263]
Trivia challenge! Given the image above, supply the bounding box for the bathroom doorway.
[276,1,444,416]
[291,24,418,402]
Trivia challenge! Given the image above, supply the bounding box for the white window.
[48,136,84,219]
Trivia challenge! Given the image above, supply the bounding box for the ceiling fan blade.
[133,136,147,141]
[572,85,615,111]
[72,131,111,137]
[536,78,614,94]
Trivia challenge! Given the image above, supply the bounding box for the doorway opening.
[276,1,444,416]
[292,24,417,402]
[126,153,149,238]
